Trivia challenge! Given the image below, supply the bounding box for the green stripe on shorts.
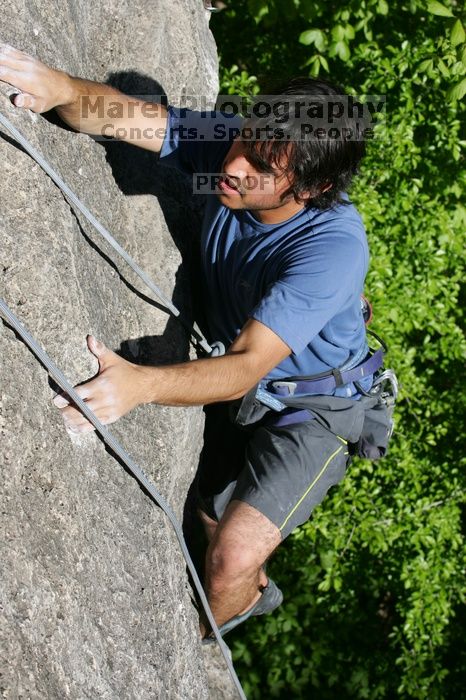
[279,444,344,532]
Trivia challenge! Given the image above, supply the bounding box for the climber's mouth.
[218,174,243,195]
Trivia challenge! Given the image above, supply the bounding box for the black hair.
[241,77,367,210]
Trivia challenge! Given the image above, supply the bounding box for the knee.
[207,540,261,583]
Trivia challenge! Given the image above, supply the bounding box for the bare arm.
[0,43,167,152]
[54,319,292,433]
[141,318,292,406]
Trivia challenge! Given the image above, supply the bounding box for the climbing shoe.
[202,578,283,644]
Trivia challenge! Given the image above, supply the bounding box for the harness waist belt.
[269,349,384,397]
[268,408,315,428]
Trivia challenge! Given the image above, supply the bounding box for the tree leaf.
[447,76,466,100]
[336,40,351,61]
[450,19,465,47]
[299,29,313,46]
[299,29,319,46]
[332,24,346,42]
[316,33,326,52]
[437,58,450,78]
[319,54,329,71]
[299,28,326,51]
[378,0,389,15]
[418,58,434,72]
[426,0,454,17]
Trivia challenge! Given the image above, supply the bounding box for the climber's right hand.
[53,335,150,434]
[0,43,74,114]
[0,42,168,152]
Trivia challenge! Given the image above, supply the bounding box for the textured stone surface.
[0,1,237,698]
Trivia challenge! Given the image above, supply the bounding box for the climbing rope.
[0,297,246,700]
[0,112,222,357]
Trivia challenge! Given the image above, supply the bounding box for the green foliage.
[220,64,261,96]
[210,0,466,697]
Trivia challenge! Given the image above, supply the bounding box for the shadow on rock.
[98,71,206,366]
[8,71,208,368]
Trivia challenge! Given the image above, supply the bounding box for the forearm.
[0,45,167,151]
[57,76,168,145]
[54,320,290,434]
[57,76,127,133]
[141,352,261,407]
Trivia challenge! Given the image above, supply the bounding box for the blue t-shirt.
[159,107,370,390]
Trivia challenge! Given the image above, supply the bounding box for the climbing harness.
[0,298,246,700]
[0,113,226,358]
[266,346,384,398]
[251,329,398,458]
[0,113,242,696]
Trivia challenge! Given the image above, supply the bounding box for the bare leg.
[200,500,280,636]
[198,508,270,588]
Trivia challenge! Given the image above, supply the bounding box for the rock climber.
[0,43,385,641]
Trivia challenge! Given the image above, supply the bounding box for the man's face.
[217,138,299,214]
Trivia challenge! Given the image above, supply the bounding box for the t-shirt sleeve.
[159,106,243,175]
[250,233,367,356]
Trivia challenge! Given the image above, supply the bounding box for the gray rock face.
[0,2,236,698]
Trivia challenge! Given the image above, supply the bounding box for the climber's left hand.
[53,335,149,434]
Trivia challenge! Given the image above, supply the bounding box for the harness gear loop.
[0,112,222,358]
[0,297,246,700]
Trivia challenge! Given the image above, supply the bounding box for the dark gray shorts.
[196,397,354,540]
